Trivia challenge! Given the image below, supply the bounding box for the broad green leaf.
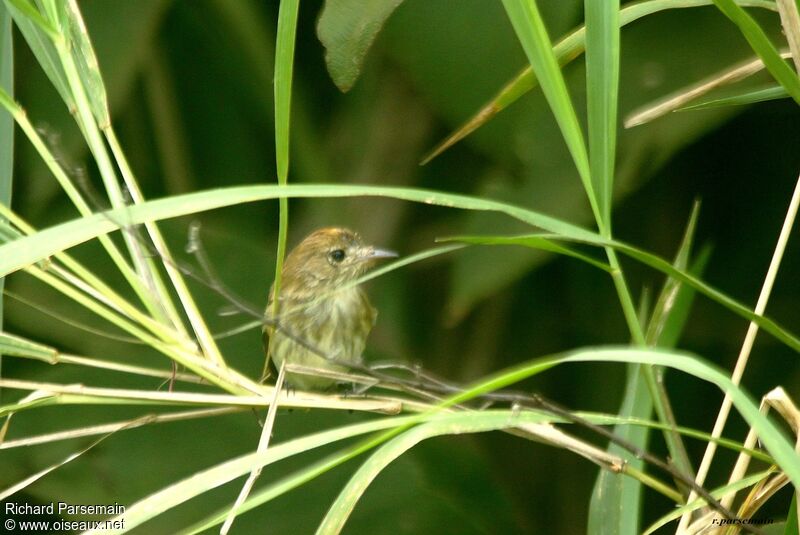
[680,84,791,110]
[317,0,404,92]
[713,0,800,103]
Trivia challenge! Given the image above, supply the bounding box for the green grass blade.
[785,492,798,535]
[61,0,109,127]
[713,0,800,103]
[589,205,698,535]
[2,0,69,103]
[0,183,596,278]
[422,0,778,163]
[642,470,773,534]
[445,233,800,353]
[1,184,798,352]
[316,412,551,534]
[588,360,650,535]
[269,0,300,347]
[92,345,798,533]
[0,0,11,373]
[185,411,552,535]
[679,84,790,109]
[584,0,619,229]
[646,202,702,345]
[274,0,299,187]
[91,411,542,534]
[0,332,56,360]
[501,0,595,218]
[317,0,404,92]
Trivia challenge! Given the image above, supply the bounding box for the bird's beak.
[362,247,398,261]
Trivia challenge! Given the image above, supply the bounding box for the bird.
[263,227,397,390]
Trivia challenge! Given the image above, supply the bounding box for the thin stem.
[105,127,228,366]
[0,92,166,323]
[221,361,286,534]
[677,171,800,532]
[55,34,173,326]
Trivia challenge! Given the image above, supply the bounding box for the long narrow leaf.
[589,205,700,535]
[321,347,799,533]
[423,0,778,163]
[0,184,596,278]
[1,185,798,352]
[0,0,12,360]
[501,0,596,218]
[584,0,619,228]
[680,84,790,109]
[90,411,550,534]
[713,0,800,103]
[269,0,299,365]
[445,233,800,353]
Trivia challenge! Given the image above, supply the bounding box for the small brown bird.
[263,227,397,390]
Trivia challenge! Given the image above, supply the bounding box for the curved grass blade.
[1,184,798,353]
[501,0,594,218]
[713,0,800,103]
[107,345,795,534]
[680,84,790,110]
[89,411,547,534]
[625,51,792,127]
[422,0,778,164]
[0,183,597,278]
[444,233,800,353]
[316,412,554,535]
[318,347,799,533]
[642,469,774,534]
[188,408,773,534]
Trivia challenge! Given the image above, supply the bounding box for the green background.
[1,0,798,533]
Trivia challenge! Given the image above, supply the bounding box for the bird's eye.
[329,249,346,263]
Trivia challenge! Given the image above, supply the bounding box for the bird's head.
[281,227,397,291]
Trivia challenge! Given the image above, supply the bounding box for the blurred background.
[2,0,799,533]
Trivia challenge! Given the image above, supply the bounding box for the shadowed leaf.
[317,0,404,92]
